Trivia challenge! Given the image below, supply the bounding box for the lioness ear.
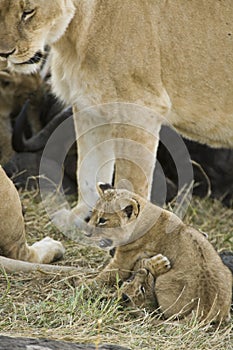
[122,199,140,219]
[97,182,114,197]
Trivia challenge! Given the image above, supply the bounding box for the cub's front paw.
[141,254,171,277]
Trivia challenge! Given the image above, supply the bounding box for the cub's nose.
[0,48,16,59]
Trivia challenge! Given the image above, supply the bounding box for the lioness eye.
[98,217,107,225]
[22,9,35,21]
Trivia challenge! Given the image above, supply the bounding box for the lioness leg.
[113,121,161,200]
[72,105,116,221]
[72,104,163,223]
[0,166,64,264]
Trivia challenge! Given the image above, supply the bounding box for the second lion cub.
[86,183,232,324]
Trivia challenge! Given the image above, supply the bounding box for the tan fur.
[0,166,68,272]
[1,1,233,222]
[0,165,78,274]
[87,186,232,324]
[121,254,171,311]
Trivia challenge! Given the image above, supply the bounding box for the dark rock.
[219,251,233,274]
[0,336,130,350]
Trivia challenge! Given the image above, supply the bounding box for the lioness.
[1,1,233,225]
[0,165,71,273]
[86,184,232,324]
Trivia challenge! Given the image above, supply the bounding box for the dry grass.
[0,191,232,350]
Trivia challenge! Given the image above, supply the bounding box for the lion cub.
[86,183,232,324]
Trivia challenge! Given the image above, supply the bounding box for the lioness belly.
[160,1,233,147]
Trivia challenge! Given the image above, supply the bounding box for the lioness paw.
[141,254,171,277]
[31,237,65,264]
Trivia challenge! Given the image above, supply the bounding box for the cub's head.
[87,183,144,249]
[121,268,156,310]
[0,0,75,74]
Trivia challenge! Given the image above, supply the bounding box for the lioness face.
[0,0,75,74]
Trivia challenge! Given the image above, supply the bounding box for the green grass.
[0,192,232,350]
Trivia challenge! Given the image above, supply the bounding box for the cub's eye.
[22,9,36,21]
[98,217,108,226]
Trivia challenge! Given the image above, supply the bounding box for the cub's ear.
[123,204,134,219]
[97,182,114,197]
[122,198,140,219]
